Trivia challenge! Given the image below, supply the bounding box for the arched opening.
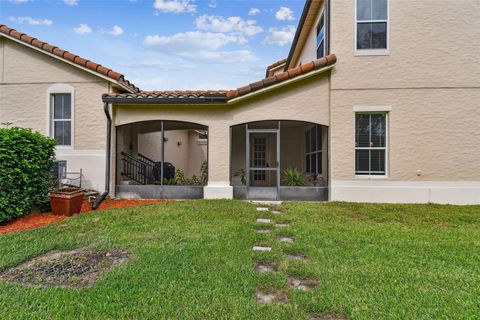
[230,120,328,201]
[115,120,208,199]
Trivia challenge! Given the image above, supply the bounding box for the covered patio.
[231,120,328,201]
[115,120,208,199]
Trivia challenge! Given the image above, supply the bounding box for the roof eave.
[102,97,228,105]
[284,0,314,71]
[227,64,334,105]
[0,32,137,93]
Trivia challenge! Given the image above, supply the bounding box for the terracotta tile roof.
[226,54,336,100]
[265,58,287,78]
[266,58,287,70]
[0,24,139,93]
[103,54,336,103]
[102,90,229,104]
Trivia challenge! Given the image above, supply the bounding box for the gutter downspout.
[92,102,111,210]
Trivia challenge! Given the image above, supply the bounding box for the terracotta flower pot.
[50,188,84,216]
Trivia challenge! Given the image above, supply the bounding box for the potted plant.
[282,168,305,186]
[234,169,247,186]
[49,187,84,216]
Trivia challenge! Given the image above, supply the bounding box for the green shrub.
[174,161,208,186]
[0,127,56,223]
[282,167,305,186]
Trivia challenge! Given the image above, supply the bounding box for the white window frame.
[316,10,326,59]
[355,0,390,56]
[46,84,75,149]
[354,110,389,179]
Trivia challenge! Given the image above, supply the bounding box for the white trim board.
[353,106,392,112]
[331,180,480,205]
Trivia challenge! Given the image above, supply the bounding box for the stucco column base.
[204,181,233,199]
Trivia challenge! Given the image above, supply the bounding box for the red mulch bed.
[0,199,165,235]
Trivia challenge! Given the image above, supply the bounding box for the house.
[1,0,479,205]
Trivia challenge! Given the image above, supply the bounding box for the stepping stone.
[256,207,269,212]
[284,253,306,260]
[253,246,272,252]
[275,223,289,228]
[253,261,279,273]
[251,200,282,206]
[256,218,271,224]
[287,277,320,291]
[277,236,294,244]
[271,210,281,215]
[255,228,271,234]
[309,314,347,320]
[254,290,289,305]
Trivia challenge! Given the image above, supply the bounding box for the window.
[305,125,322,175]
[316,13,326,58]
[356,0,388,50]
[355,113,387,175]
[253,137,267,181]
[51,94,72,146]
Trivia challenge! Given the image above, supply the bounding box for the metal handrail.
[121,152,154,185]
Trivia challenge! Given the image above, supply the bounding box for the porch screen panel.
[305,125,323,175]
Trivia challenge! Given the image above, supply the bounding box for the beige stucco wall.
[331,88,480,181]
[330,0,480,90]
[327,0,480,184]
[0,37,112,191]
[113,74,331,185]
[0,37,109,149]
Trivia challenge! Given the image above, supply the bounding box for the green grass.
[1,200,479,319]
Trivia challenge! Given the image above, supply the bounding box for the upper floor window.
[316,13,326,58]
[356,0,388,51]
[355,113,387,176]
[51,94,72,146]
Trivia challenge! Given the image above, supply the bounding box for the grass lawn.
[0,200,479,319]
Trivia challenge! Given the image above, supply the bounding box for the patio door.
[246,125,280,200]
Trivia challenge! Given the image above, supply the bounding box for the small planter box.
[50,188,84,216]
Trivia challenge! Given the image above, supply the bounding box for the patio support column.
[204,124,233,199]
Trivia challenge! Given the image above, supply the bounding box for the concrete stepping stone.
[253,245,272,252]
[255,228,272,234]
[309,314,347,320]
[287,277,320,291]
[277,236,294,244]
[275,223,289,228]
[284,253,307,260]
[253,261,279,273]
[254,290,289,305]
[256,207,269,212]
[271,210,281,215]
[256,218,272,224]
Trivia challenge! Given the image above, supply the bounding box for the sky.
[0,0,304,90]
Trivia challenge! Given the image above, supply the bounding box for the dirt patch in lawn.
[309,313,347,320]
[254,289,289,305]
[284,252,307,261]
[0,248,130,289]
[253,261,279,273]
[0,199,166,235]
[287,276,320,291]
